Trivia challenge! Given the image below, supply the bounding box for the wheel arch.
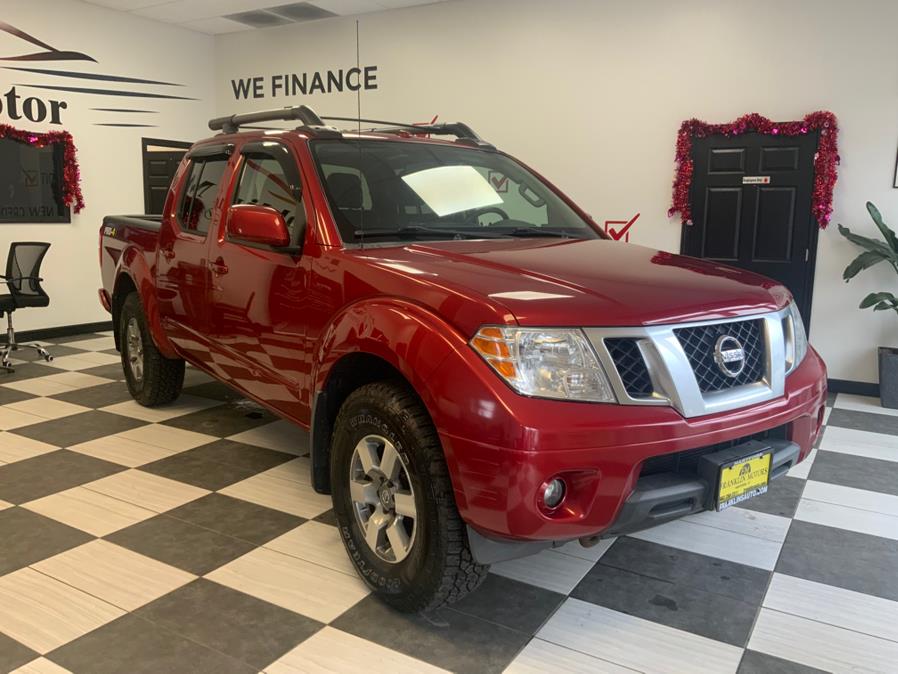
[110,248,177,358]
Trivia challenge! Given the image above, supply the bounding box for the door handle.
[209,257,229,275]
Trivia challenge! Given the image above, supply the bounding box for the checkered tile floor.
[0,332,895,673]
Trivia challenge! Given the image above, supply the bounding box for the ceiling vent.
[224,10,292,28]
[267,2,338,22]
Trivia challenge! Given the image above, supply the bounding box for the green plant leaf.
[843,250,887,280]
[860,291,898,309]
[867,202,898,254]
[838,224,896,259]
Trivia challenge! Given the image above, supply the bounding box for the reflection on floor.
[0,332,895,673]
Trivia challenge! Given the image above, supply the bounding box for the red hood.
[353,238,790,329]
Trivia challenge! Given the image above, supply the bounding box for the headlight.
[786,301,808,373]
[470,326,616,402]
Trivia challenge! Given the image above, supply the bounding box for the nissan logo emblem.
[714,335,746,378]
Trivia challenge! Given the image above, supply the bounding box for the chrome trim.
[585,307,792,418]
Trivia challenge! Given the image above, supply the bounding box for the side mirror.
[227,204,290,247]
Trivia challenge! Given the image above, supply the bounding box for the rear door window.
[178,157,228,236]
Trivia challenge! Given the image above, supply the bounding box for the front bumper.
[429,346,826,546]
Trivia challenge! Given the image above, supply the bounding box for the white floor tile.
[0,498,11,510]
[631,518,783,570]
[794,499,898,541]
[258,457,312,484]
[823,406,832,424]
[100,396,220,423]
[0,568,124,654]
[492,549,595,594]
[265,521,355,576]
[0,432,56,463]
[764,573,898,642]
[6,398,91,421]
[23,485,156,536]
[787,447,817,479]
[69,435,184,468]
[36,353,119,371]
[115,424,217,451]
[82,469,209,513]
[38,372,114,389]
[749,607,898,673]
[0,406,46,430]
[12,658,74,674]
[684,505,791,542]
[505,637,636,674]
[220,468,331,519]
[228,419,309,455]
[819,425,898,463]
[265,626,448,674]
[2,378,77,397]
[834,393,898,418]
[802,480,898,517]
[61,337,115,352]
[537,599,743,674]
[206,547,369,623]
[33,540,195,612]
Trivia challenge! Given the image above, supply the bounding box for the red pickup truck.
[99,106,827,612]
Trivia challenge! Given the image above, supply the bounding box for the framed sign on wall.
[0,136,70,223]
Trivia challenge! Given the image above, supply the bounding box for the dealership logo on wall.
[230,66,378,101]
[0,21,196,128]
[604,212,640,242]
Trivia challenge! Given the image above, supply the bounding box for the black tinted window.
[234,156,304,245]
[178,158,227,235]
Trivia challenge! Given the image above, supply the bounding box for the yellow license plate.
[717,452,772,510]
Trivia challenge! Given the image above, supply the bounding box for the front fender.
[115,247,178,358]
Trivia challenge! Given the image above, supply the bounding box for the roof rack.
[207,106,493,148]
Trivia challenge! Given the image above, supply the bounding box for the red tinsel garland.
[668,111,839,228]
[0,124,85,214]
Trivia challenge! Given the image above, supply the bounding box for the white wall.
[213,0,898,384]
[1,0,215,331]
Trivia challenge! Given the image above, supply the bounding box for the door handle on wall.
[209,257,229,275]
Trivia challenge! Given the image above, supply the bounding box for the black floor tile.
[738,649,828,673]
[11,411,145,447]
[827,407,898,436]
[106,514,255,575]
[572,562,758,646]
[825,390,837,406]
[165,493,304,546]
[136,579,322,670]
[78,363,126,380]
[51,381,133,408]
[600,537,771,605]
[0,450,125,504]
[13,345,86,361]
[48,332,110,345]
[313,508,339,527]
[0,630,38,673]
[182,381,246,403]
[735,475,806,518]
[0,508,92,575]
[808,449,898,496]
[183,367,217,387]
[0,387,37,405]
[162,402,277,437]
[777,520,898,602]
[451,574,564,635]
[331,595,530,674]
[48,613,255,674]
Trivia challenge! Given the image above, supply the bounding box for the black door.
[142,138,191,215]
[681,132,819,332]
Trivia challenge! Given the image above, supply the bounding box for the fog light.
[542,478,566,509]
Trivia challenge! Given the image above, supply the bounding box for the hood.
[354,238,790,329]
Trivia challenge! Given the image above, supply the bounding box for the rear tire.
[119,292,184,406]
[330,381,489,612]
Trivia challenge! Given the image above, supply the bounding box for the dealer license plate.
[716,451,772,510]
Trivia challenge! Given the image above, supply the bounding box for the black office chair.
[0,242,53,372]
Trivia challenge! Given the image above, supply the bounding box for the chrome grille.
[605,338,653,398]
[673,319,765,393]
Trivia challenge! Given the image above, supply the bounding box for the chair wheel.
[45,355,53,362]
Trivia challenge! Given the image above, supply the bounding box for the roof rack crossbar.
[209,105,325,134]
[321,116,484,141]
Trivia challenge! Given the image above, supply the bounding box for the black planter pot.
[880,346,898,409]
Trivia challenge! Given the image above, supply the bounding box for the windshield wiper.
[354,225,506,240]
[506,228,573,238]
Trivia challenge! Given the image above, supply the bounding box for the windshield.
[311,139,602,244]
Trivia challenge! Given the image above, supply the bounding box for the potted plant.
[838,202,898,408]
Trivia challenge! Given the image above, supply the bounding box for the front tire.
[119,292,184,406]
[331,381,489,612]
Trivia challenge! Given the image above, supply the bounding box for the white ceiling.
[81,0,453,34]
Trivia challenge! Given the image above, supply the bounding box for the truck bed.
[103,214,163,232]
